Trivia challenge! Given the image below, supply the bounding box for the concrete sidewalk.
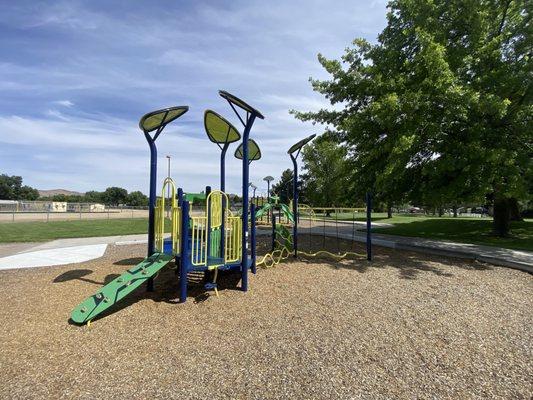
[0,229,531,273]
[0,234,148,270]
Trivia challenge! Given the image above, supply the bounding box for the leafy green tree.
[300,136,350,207]
[17,185,39,200]
[84,191,104,203]
[294,0,532,236]
[102,187,128,206]
[126,191,148,207]
[271,169,294,204]
[0,174,39,200]
[51,194,67,202]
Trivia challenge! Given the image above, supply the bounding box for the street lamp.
[263,175,274,222]
[249,182,257,201]
[263,176,274,202]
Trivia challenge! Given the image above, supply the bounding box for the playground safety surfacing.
[0,237,531,399]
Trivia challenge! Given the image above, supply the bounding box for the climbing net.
[256,208,367,269]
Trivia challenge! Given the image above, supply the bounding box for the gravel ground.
[0,237,531,399]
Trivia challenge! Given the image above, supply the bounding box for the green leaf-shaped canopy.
[139,106,189,133]
[219,90,265,119]
[234,139,262,162]
[288,134,316,154]
[204,110,241,144]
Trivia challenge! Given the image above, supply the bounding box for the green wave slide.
[70,252,173,324]
[254,203,294,223]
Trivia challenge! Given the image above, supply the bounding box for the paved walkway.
[0,234,147,271]
[0,244,108,270]
[0,229,531,273]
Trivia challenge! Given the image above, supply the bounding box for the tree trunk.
[438,207,444,217]
[493,196,511,237]
[509,198,523,221]
[452,205,458,218]
[387,204,393,219]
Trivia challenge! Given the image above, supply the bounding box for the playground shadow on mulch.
[113,257,145,266]
[294,233,493,280]
[53,269,121,286]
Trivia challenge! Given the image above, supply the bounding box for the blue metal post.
[206,185,212,265]
[220,144,228,192]
[144,133,158,292]
[220,144,228,260]
[175,188,183,276]
[177,187,183,207]
[366,192,372,261]
[179,201,190,303]
[251,203,256,274]
[290,154,298,257]
[241,114,256,291]
[271,214,276,252]
[267,180,271,223]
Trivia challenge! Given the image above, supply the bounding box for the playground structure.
[70,90,373,325]
[71,91,264,324]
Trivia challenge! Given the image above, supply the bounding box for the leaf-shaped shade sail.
[139,106,189,133]
[204,110,241,144]
[234,139,262,162]
[219,90,265,120]
[287,134,316,154]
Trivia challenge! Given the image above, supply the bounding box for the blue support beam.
[290,154,298,257]
[366,192,372,261]
[179,201,190,303]
[251,203,256,274]
[240,114,257,291]
[144,133,158,292]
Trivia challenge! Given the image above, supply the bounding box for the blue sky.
[0,0,387,196]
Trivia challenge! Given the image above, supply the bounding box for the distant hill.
[38,189,85,197]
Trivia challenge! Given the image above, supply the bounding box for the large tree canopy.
[271,169,295,204]
[294,0,532,235]
[300,136,351,207]
[0,174,39,200]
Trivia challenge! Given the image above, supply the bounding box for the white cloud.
[55,100,74,107]
[0,0,388,194]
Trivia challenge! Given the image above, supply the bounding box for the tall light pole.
[263,175,274,223]
[249,182,257,202]
[263,176,274,202]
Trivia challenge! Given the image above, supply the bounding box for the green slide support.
[70,252,173,324]
[278,204,295,224]
[254,202,294,223]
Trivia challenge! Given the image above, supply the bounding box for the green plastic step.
[70,252,173,324]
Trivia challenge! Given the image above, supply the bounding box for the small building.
[48,202,67,212]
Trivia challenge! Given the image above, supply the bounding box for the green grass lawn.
[372,217,533,251]
[1,215,531,252]
[314,211,482,224]
[0,219,157,243]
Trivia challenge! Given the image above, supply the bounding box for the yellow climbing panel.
[154,177,180,254]
[191,190,242,268]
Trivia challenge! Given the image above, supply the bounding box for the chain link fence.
[0,200,149,223]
